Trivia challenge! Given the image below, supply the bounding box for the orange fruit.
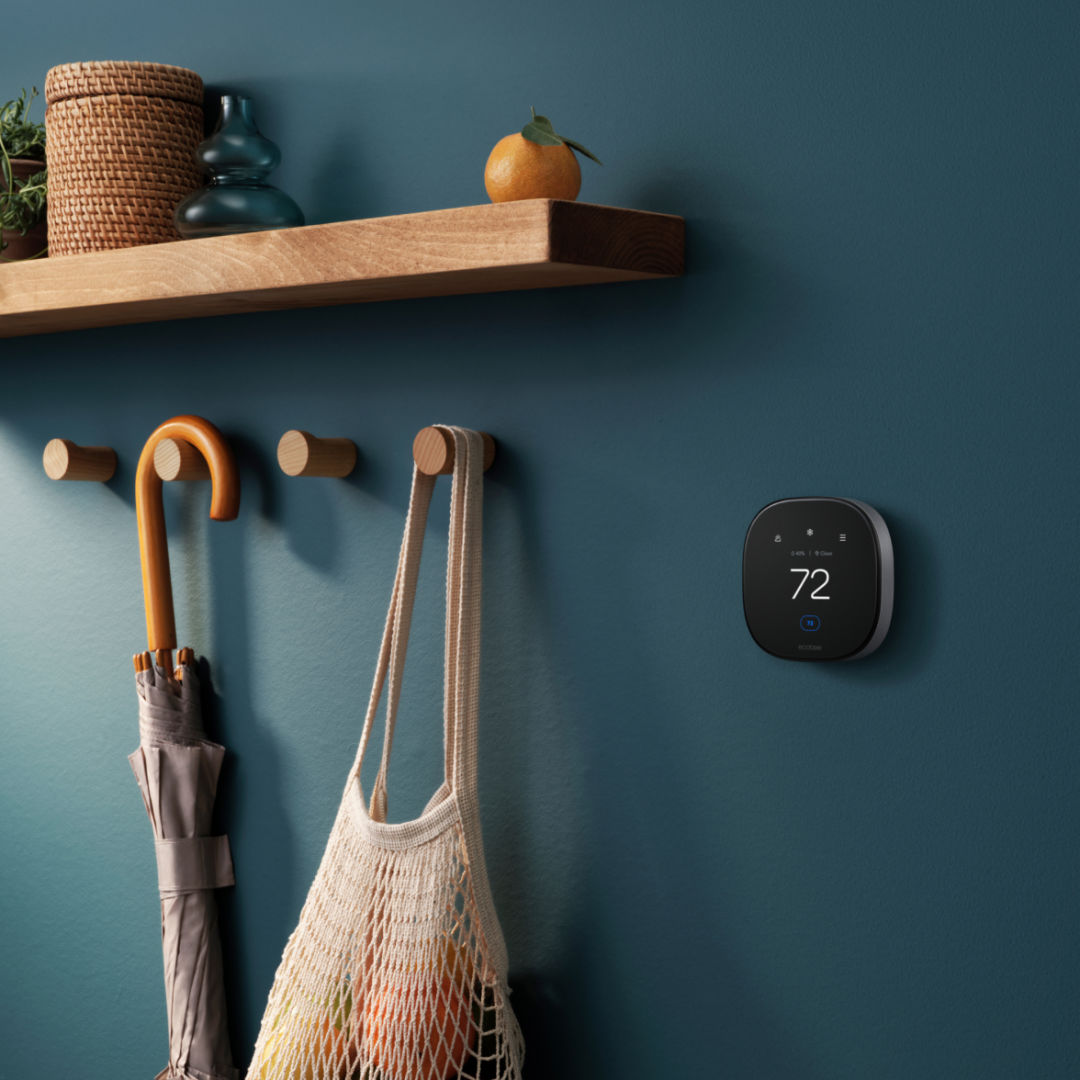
[364,974,473,1080]
[484,133,581,203]
[484,108,601,204]
[361,940,476,1079]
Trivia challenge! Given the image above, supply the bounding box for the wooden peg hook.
[43,438,117,482]
[277,430,358,477]
[154,437,211,481]
[412,427,496,475]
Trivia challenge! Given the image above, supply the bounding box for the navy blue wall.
[2,2,1078,1077]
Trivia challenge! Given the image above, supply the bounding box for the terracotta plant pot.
[1,157,48,261]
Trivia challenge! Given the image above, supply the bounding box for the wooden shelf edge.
[0,200,684,339]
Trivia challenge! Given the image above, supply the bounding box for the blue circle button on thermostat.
[800,614,821,631]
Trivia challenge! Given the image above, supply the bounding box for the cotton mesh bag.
[248,427,524,1080]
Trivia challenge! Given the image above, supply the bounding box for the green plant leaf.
[0,89,46,160]
[522,108,561,145]
[518,107,603,164]
[521,119,563,146]
[0,89,48,243]
[559,137,603,165]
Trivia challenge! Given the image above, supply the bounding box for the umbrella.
[128,415,240,1080]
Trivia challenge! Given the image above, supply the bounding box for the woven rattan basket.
[45,62,204,254]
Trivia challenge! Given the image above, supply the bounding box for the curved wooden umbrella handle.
[136,415,240,652]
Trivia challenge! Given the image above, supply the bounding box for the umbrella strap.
[156,1064,239,1080]
[155,835,235,895]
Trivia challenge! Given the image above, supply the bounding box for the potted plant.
[1,88,47,261]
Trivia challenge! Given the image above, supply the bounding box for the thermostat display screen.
[742,498,891,661]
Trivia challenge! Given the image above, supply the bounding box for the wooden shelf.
[0,200,683,338]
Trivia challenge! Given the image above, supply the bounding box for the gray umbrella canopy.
[129,652,237,1080]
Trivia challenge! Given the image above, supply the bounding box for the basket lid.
[45,61,203,106]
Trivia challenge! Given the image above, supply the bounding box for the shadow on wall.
[464,440,594,1077]
[204,442,300,1061]
[510,913,832,1080]
[481,440,589,914]
[822,505,939,685]
[253,429,372,574]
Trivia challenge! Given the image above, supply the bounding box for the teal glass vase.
[175,94,305,238]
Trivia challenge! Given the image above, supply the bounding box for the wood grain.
[154,437,211,481]
[413,427,496,475]
[0,200,684,338]
[42,438,117,481]
[277,430,357,477]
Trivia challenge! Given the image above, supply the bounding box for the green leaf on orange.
[559,137,603,165]
[521,120,562,146]
[520,107,602,164]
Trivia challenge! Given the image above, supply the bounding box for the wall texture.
[1,2,1078,1078]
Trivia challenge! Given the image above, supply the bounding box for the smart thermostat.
[743,497,894,661]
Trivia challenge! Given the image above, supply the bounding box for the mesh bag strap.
[444,427,484,800]
[351,426,486,819]
[350,464,435,818]
[441,428,508,978]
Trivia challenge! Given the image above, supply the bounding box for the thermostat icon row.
[773,532,848,544]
